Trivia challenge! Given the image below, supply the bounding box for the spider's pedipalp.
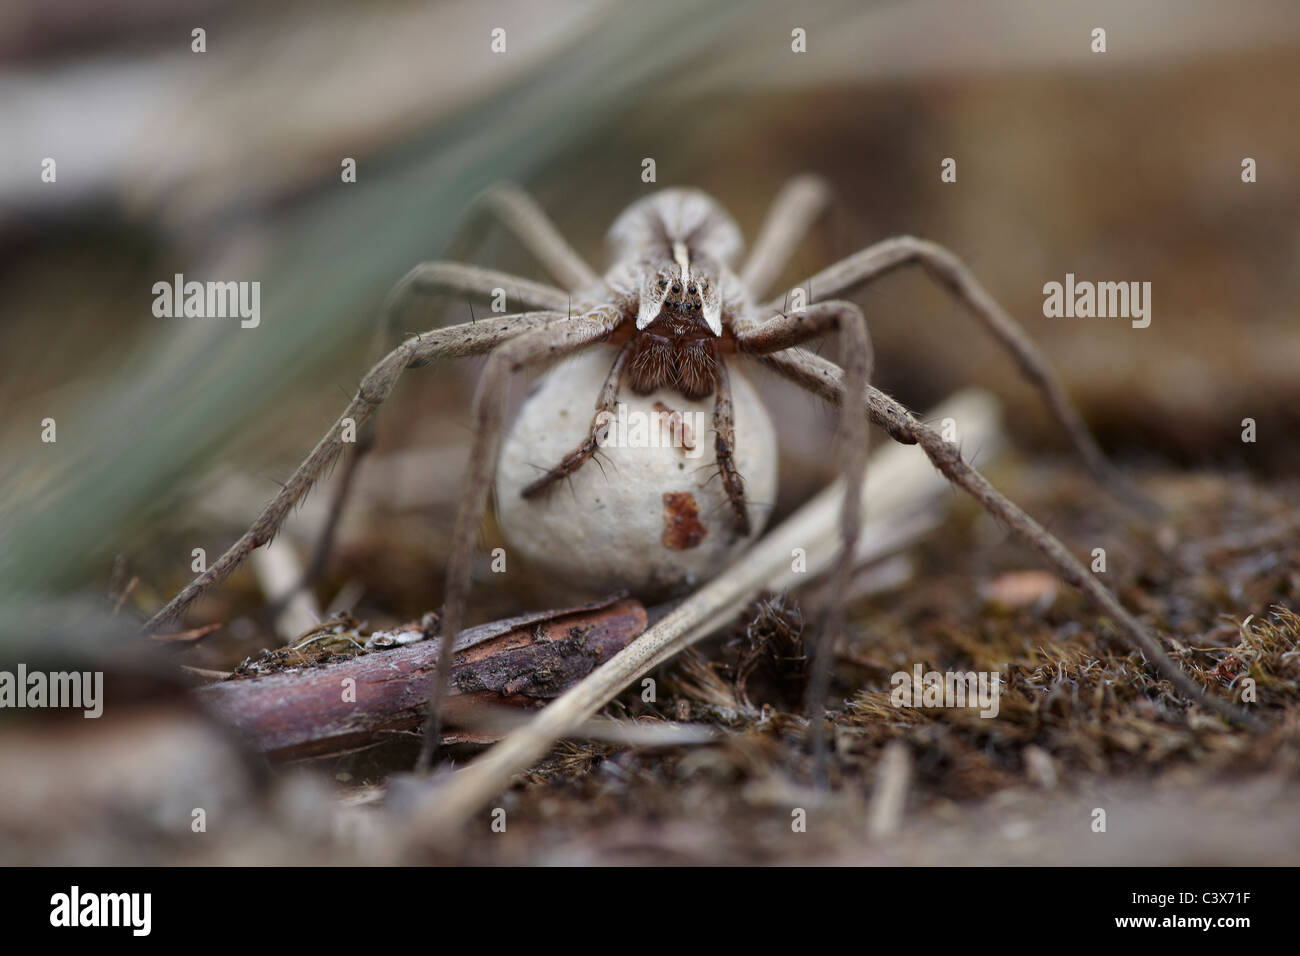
[519,342,632,498]
[711,361,750,535]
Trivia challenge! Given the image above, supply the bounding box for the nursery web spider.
[145,175,1253,773]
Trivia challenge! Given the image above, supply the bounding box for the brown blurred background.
[0,0,1294,642]
[3,1,1297,623]
[2,0,1299,866]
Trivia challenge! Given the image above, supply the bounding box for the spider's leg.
[761,346,1259,731]
[282,264,574,608]
[710,361,752,536]
[476,183,601,293]
[764,236,1154,512]
[520,343,632,498]
[381,261,569,344]
[736,301,873,786]
[141,311,568,636]
[417,306,623,771]
[740,174,830,300]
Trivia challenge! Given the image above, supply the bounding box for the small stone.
[981,570,1059,610]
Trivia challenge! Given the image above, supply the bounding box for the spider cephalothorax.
[608,190,743,399]
[623,249,725,399]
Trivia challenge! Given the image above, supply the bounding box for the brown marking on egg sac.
[661,491,707,550]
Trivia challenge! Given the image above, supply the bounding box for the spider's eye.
[671,282,681,294]
[658,277,667,288]
[687,283,697,295]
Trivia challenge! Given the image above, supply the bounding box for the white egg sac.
[495,348,777,599]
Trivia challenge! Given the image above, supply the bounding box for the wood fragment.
[194,596,646,761]
[180,665,234,680]
[250,535,322,642]
[867,741,911,840]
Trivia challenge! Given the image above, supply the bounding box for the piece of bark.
[194,596,646,761]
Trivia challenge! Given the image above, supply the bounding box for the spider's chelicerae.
[145,175,1253,768]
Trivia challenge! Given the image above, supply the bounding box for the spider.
[144,175,1252,772]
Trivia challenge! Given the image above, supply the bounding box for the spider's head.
[635,243,723,337]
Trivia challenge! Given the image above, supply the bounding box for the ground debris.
[447,468,1300,864]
